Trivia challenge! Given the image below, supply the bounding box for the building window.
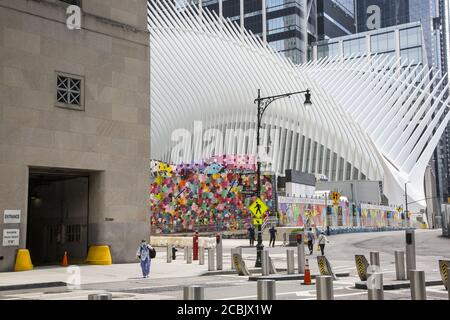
[56,73,84,111]
[400,27,421,49]
[370,31,395,53]
[343,37,366,57]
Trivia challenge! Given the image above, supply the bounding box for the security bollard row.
[257,280,276,300]
[184,286,205,300]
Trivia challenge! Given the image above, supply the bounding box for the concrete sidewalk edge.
[355,279,444,290]
[0,281,67,292]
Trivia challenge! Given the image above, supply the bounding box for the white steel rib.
[148,0,450,211]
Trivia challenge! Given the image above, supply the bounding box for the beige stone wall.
[0,0,150,271]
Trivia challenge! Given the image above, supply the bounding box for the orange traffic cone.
[61,251,68,267]
[303,258,312,285]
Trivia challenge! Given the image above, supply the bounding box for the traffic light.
[296,234,302,244]
[216,234,221,244]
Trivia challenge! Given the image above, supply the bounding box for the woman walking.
[317,232,330,256]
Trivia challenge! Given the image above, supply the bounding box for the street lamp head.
[304,90,312,107]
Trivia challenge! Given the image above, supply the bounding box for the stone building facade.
[0,0,150,271]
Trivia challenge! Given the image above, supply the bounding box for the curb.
[0,282,67,292]
[248,272,350,282]
[201,268,288,276]
[355,279,443,290]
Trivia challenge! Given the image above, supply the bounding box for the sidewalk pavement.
[0,256,210,289]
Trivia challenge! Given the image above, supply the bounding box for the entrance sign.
[3,229,20,246]
[4,210,21,224]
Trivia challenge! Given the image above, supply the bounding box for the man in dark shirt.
[269,226,277,247]
[248,227,255,246]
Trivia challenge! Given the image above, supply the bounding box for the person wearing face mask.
[136,239,155,278]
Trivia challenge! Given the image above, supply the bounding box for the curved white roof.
[148,0,450,210]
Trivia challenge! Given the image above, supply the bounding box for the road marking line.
[298,292,367,300]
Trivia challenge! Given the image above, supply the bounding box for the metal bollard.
[410,270,427,300]
[186,246,192,264]
[297,242,305,274]
[184,247,188,260]
[257,280,276,300]
[199,247,205,265]
[167,245,172,263]
[316,276,334,300]
[183,286,205,300]
[208,248,215,271]
[216,234,223,271]
[367,273,384,300]
[287,249,295,275]
[261,250,270,276]
[370,251,380,267]
[405,230,416,280]
[88,293,112,300]
[394,251,406,280]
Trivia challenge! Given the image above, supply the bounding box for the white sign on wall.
[2,229,20,246]
[4,210,21,224]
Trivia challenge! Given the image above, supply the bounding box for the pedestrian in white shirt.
[317,232,330,256]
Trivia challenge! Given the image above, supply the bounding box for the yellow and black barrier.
[355,255,369,281]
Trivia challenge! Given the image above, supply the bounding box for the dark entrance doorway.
[27,168,89,265]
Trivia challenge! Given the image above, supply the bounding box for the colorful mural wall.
[150,158,273,234]
[278,197,402,228]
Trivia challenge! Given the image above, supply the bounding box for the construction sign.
[331,192,341,205]
[439,260,449,290]
[355,255,369,281]
[249,198,268,219]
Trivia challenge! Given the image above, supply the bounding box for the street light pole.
[405,182,410,227]
[253,88,312,268]
[255,89,263,268]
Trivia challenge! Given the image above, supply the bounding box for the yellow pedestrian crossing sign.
[249,198,269,219]
[253,218,263,225]
[331,192,341,205]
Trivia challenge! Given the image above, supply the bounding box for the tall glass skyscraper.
[179,0,318,64]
